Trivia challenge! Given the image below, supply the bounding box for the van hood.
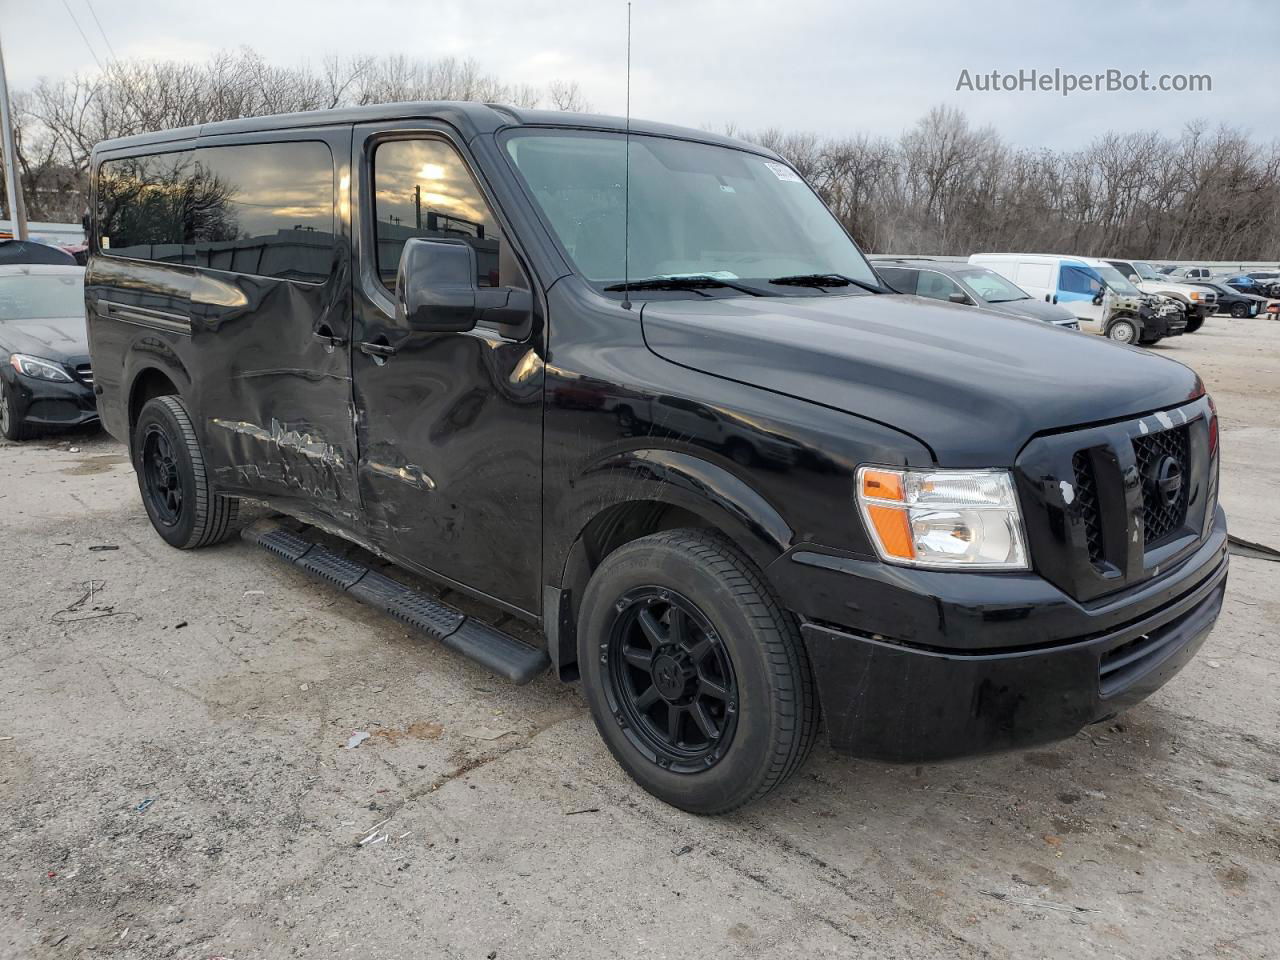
[0,315,89,363]
[640,293,1200,466]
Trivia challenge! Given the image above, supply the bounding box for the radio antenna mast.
[621,1,633,311]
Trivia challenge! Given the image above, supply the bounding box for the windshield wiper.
[767,273,887,294]
[603,275,768,297]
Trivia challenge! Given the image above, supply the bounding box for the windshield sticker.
[763,161,803,183]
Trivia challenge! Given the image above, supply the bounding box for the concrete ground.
[2,317,1277,960]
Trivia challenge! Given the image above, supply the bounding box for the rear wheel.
[0,379,34,441]
[132,395,239,548]
[1107,317,1138,344]
[577,529,819,814]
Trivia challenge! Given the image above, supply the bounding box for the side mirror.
[948,291,970,305]
[1128,274,1140,284]
[395,238,478,333]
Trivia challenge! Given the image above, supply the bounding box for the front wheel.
[577,529,819,814]
[1107,317,1139,344]
[0,379,34,441]
[1230,303,1248,319]
[1185,316,1204,333]
[132,395,239,549]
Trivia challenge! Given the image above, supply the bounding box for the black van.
[86,103,1228,813]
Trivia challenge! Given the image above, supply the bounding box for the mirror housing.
[395,238,478,333]
[948,291,970,305]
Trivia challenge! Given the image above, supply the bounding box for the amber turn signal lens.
[861,469,904,502]
[866,504,914,560]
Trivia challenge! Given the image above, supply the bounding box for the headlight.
[1188,291,1203,301]
[856,466,1029,570]
[9,353,73,382]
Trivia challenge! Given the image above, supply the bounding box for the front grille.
[75,363,93,385]
[1133,425,1190,547]
[1072,451,1104,567]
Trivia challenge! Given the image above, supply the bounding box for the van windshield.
[503,130,879,296]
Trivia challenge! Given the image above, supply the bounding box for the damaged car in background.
[86,103,1228,813]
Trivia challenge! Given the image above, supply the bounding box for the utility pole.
[0,32,28,241]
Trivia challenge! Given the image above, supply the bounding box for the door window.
[190,141,335,283]
[876,266,918,294]
[915,270,966,302]
[373,139,505,292]
[1059,265,1102,297]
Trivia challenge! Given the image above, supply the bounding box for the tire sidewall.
[132,399,201,548]
[0,379,18,441]
[578,538,785,812]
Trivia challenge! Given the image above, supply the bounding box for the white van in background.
[968,253,1185,345]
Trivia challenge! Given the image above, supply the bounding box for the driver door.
[350,124,545,616]
[1056,264,1106,330]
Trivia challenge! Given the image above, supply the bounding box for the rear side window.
[191,141,335,283]
[876,267,917,294]
[98,151,197,264]
[97,141,335,283]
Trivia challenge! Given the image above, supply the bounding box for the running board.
[241,520,549,684]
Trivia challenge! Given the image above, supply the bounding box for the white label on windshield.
[763,161,802,182]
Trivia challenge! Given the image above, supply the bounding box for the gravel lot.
[2,318,1278,960]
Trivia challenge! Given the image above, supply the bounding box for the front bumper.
[772,509,1228,762]
[4,370,99,429]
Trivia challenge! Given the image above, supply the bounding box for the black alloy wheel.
[142,424,184,526]
[605,587,739,773]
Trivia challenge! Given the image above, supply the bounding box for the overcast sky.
[3,0,1275,149]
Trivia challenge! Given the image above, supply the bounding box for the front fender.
[560,447,794,580]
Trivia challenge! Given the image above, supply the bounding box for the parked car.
[871,258,1080,329]
[1196,281,1266,318]
[967,253,1184,344]
[0,264,98,440]
[1242,271,1280,298]
[0,239,78,267]
[87,103,1227,813]
[1167,265,1213,281]
[1102,259,1218,332]
[1216,273,1269,298]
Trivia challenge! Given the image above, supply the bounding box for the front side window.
[373,139,505,292]
[98,151,196,264]
[1060,266,1102,296]
[503,130,878,295]
[915,271,965,302]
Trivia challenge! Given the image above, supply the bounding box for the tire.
[132,395,239,549]
[577,529,819,814]
[1230,303,1248,319]
[1107,318,1138,344]
[1185,316,1204,333]
[0,378,35,441]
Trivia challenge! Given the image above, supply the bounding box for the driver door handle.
[312,324,346,351]
[358,340,397,359]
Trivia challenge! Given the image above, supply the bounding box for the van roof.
[92,101,777,158]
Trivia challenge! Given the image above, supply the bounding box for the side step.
[241,520,549,685]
